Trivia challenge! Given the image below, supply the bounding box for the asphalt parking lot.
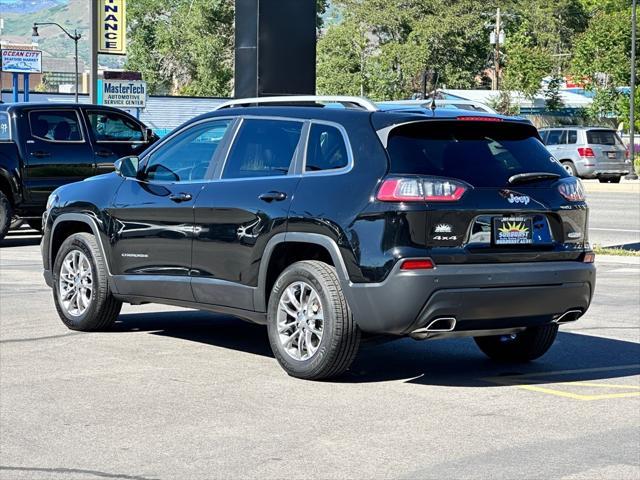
[1,194,639,480]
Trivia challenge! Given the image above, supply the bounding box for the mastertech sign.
[102,80,147,108]
[1,49,42,74]
[99,0,127,55]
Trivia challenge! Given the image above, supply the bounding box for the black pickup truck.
[0,103,158,240]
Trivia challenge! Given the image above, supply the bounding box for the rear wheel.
[53,232,121,331]
[0,191,13,241]
[267,260,360,380]
[561,161,577,176]
[474,323,559,362]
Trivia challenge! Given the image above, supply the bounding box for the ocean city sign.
[98,0,127,55]
[102,80,147,108]
[1,49,42,74]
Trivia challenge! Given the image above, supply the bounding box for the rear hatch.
[379,118,589,264]
[585,129,628,172]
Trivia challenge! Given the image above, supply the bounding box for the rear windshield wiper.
[508,172,561,185]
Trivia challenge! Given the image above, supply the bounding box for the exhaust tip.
[554,309,583,324]
[413,317,457,335]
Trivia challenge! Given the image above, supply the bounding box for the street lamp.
[627,0,638,180]
[31,23,82,103]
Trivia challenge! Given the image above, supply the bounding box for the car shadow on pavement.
[114,310,640,387]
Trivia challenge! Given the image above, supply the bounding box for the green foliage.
[571,8,632,87]
[502,29,553,99]
[126,0,234,96]
[545,76,565,111]
[488,90,520,116]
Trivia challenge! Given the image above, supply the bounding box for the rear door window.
[305,123,349,172]
[586,130,622,146]
[567,130,578,144]
[29,110,84,142]
[223,119,303,179]
[386,121,567,187]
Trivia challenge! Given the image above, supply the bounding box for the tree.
[502,29,553,99]
[571,7,632,88]
[126,0,234,96]
[545,75,565,111]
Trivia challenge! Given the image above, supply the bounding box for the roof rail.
[213,95,379,112]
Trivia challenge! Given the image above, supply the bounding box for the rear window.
[586,130,622,146]
[387,121,567,187]
[0,112,9,141]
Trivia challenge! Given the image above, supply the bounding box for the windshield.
[386,121,568,187]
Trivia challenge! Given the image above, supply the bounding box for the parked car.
[539,127,632,183]
[41,95,595,380]
[0,103,159,240]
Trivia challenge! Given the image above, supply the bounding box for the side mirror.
[114,156,140,178]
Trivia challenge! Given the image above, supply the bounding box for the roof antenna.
[429,71,440,112]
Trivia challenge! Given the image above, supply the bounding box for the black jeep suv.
[41,96,596,380]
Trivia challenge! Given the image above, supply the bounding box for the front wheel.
[53,232,122,331]
[474,323,559,362]
[267,260,360,380]
[0,191,13,241]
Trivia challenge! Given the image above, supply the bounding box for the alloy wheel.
[58,249,93,317]
[276,281,324,361]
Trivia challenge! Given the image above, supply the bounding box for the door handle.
[96,150,113,158]
[259,191,287,202]
[30,151,51,158]
[169,193,193,203]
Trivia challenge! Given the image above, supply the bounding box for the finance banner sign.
[1,49,42,74]
[102,80,146,108]
[98,0,127,55]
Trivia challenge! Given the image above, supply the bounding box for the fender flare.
[254,232,352,312]
[50,213,113,277]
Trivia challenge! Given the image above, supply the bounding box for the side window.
[539,130,549,144]
[144,120,232,182]
[87,110,144,142]
[0,113,9,141]
[29,110,83,142]
[567,130,578,144]
[223,119,303,179]
[545,130,564,146]
[305,123,349,172]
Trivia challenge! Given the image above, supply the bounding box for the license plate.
[493,216,533,245]
[607,151,617,159]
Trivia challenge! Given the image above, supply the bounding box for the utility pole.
[627,0,638,180]
[493,8,501,91]
[90,0,99,104]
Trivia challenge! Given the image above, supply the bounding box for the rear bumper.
[344,261,596,335]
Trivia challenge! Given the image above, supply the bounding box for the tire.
[53,232,121,331]
[561,161,577,176]
[474,323,559,363]
[267,260,360,380]
[27,219,43,232]
[609,176,621,184]
[0,190,13,241]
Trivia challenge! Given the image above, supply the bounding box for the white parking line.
[590,228,640,233]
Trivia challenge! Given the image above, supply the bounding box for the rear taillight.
[400,258,436,270]
[558,179,586,202]
[377,177,468,202]
[577,147,595,158]
[625,148,630,160]
[583,252,595,263]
